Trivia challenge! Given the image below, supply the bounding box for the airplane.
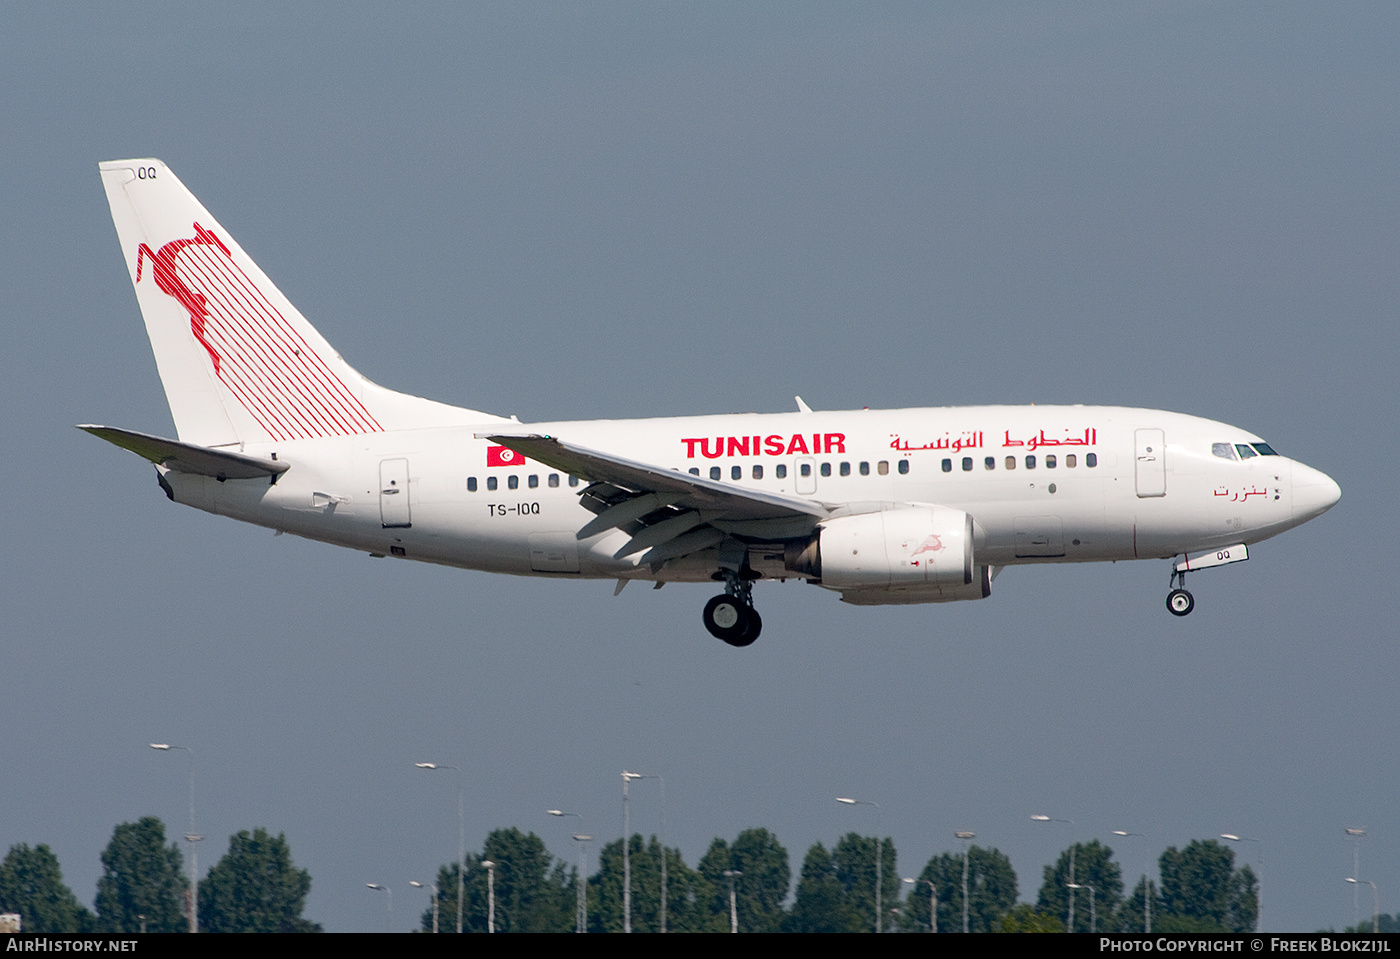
[85,159,1341,646]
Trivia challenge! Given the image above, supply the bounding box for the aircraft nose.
[1293,462,1341,522]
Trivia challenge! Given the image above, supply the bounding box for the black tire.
[1166,588,1195,617]
[729,607,762,647]
[703,594,748,643]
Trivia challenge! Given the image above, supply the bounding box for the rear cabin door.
[379,458,412,528]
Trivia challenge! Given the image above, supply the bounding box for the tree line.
[413,829,1257,933]
[0,817,318,933]
[0,819,1259,933]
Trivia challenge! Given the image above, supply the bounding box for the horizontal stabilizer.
[78,425,289,480]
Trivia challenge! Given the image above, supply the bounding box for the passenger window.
[508,475,519,490]
[1005,456,1016,470]
[568,475,579,487]
[487,476,498,491]
[467,477,477,492]
[731,465,742,480]
[1235,444,1257,459]
[897,460,910,475]
[1066,454,1077,468]
[689,467,700,476]
[710,467,722,480]
[752,464,764,480]
[528,474,539,489]
[548,473,559,488]
[1086,453,1098,467]
[840,462,851,477]
[1026,456,1036,469]
[777,464,788,479]
[985,457,995,470]
[859,461,870,476]
[877,461,889,475]
[942,458,953,473]
[800,463,811,477]
[820,463,832,477]
[962,457,973,471]
[1045,455,1056,468]
[1212,442,1237,460]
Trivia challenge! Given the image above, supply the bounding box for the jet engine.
[785,506,991,605]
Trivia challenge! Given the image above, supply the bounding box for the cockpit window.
[1252,443,1278,456]
[1212,443,1236,460]
[1235,444,1257,460]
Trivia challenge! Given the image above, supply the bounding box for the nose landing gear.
[1166,568,1194,617]
[703,570,762,646]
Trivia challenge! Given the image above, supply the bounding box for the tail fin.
[99,159,505,446]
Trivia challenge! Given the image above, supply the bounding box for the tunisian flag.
[486,445,526,467]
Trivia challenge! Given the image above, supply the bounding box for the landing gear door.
[379,458,412,528]
[1135,429,1166,498]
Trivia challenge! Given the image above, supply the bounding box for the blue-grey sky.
[2,2,1394,932]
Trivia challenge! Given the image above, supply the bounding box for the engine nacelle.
[785,506,990,604]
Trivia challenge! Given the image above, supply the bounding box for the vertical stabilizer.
[99,159,504,446]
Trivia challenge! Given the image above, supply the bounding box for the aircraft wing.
[480,432,829,563]
[79,425,289,481]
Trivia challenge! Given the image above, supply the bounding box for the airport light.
[837,798,884,933]
[415,762,465,934]
[1221,834,1263,932]
[548,810,590,933]
[1345,878,1379,933]
[366,883,392,933]
[150,743,203,933]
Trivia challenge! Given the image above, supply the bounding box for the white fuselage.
[161,404,1339,587]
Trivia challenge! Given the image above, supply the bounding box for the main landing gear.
[703,570,762,646]
[1166,568,1194,617]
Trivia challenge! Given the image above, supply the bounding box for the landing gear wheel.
[703,594,762,646]
[1166,588,1195,617]
[731,607,762,647]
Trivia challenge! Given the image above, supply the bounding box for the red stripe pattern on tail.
[137,223,383,440]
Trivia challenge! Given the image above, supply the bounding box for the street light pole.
[1221,833,1263,932]
[955,830,975,933]
[1113,830,1150,933]
[837,798,883,933]
[415,762,465,934]
[1345,878,1379,934]
[481,860,496,933]
[409,881,438,933]
[548,810,590,933]
[1032,815,1075,932]
[366,883,392,933]
[150,743,202,934]
[1068,883,1097,933]
[902,877,937,933]
[1346,828,1367,929]
[723,869,742,933]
